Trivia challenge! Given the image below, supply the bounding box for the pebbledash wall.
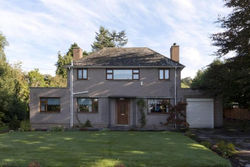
[29,68,223,129]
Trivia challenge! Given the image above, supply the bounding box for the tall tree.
[192,0,250,108]
[91,26,128,51]
[0,33,8,60]
[211,0,250,57]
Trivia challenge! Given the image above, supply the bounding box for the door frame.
[116,98,130,126]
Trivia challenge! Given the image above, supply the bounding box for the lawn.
[0,131,231,167]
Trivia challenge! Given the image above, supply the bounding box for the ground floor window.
[40,97,60,112]
[77,98,98,113]
[148,99,170,113]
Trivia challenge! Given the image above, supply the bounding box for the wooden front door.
[116,99,129,125]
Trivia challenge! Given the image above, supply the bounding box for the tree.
[56,43,88,79]
[192,0,250,108]
[27,69,47,87]
[91,26,128,51]
[0,33,8,60]
[181,77,192,88]
[211,0,250,58]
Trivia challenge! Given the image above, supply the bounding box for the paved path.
[191,129,250,167]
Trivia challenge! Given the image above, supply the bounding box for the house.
[29,44,223,129]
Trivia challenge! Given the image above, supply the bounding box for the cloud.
[0,0,231,78]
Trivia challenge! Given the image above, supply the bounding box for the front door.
[116,99,129,125]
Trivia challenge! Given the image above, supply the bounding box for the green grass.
[0,131,231,167]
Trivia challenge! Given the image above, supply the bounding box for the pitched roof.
[73,47,184,68]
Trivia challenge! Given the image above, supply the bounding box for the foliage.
[91,26,128,51]
[181,77,192,88]
[191,58,250,108]
[0,33,8,60]
[202,0,250,108]
[83,120,92,128]
[49,125,64,132]
[8,116,20,130]
[0,131,231,167]
[216,141,236,158]
[211,0,249,58]
[165,102,189,129]
[201,141,212,149]
[136,99,146,128]
[20,120,31,131]
[185,130,197,140]
[56,43,88,79]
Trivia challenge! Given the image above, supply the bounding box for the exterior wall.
[73,68,181,98]
[73,97,109,128]
[29,88,70,129]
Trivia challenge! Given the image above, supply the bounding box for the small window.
[40,98,60,112]
[106,69,113,80]
[132,69,139,80]
[77,69,88,80]
[159,69,169,80]
[77,98,98,113]
[148,99,170,114]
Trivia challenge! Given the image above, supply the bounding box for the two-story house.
[29,44,223,129]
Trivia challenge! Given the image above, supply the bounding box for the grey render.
[29,47,223,129]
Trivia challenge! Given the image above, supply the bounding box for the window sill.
[147,113,169,115]
[40,111,60,113]
[77,112,98,114]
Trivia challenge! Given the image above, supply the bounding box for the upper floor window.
[148,99,170,114]
[40,97,60,112]
[77,98,98,113]
[106,69,140,80]
[77,69,88,80]
[159,69,169,80]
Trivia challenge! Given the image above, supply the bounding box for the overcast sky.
[0,0,231,78]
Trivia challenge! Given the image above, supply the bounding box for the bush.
[216,140,236,158]
[20,120,31,131]
[201,141,212,148]
[49,125,64,132]
[8,117,20,130]
[185,130,196,139]
[83,120,92,128]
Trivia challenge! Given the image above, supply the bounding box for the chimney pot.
[170,43,179,62]
[72,47,83,61]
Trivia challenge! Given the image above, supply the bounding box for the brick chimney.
[170,43,179,62]
[72,47,83,61]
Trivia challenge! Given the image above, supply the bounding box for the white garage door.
[186,98,214,128]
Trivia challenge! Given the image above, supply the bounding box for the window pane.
[107,74,113,79]
[159,70,164,79]
[78,69,82,79]
[133,74,139,79]
[83,69,87,79]
[164,69,169,79]
[133,69,139,73]
[107,69,113,73]
[47,98,60,105]
[78,98,92,112]
[40,102,46,111]
[113,70,132,79]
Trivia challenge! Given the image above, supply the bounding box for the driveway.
[191,129,250,167]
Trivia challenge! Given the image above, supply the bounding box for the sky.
[0,0,231,78]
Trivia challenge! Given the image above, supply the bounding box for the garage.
[186,98,214,128]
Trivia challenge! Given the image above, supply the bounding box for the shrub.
[8,117,20,130]
[137,99,146,128]
[49,125,64,132]
[216,140,236,158]
[83,120,92,128]
[185,130,196,140]
[20,120,31,131]
[201,141,212,148]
